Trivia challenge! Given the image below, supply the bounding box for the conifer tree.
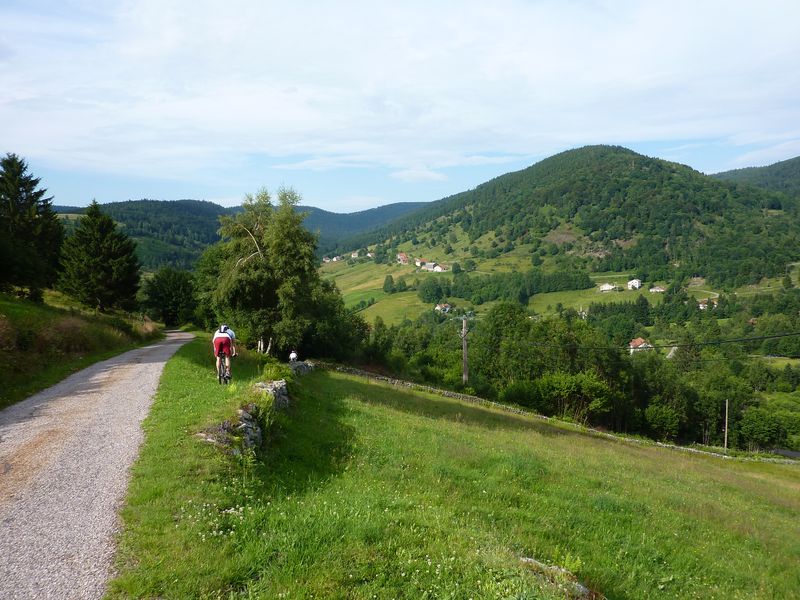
[0,153,64,297]
[59,201,140,311]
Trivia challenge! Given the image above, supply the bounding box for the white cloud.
[729,138,800,169]
[391,169,448,182]
[1,0,799,194]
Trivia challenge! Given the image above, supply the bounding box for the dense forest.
[339,146,800,288]
[55,199,427,269]
[713,155,800,198]
[362,288,800,453]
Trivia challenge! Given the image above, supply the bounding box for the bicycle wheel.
[218,356,226,384]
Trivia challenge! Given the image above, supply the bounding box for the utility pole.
[460,315,470,385]
[724,398,729,452]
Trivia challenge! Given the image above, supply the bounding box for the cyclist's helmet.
[220,324,229,333]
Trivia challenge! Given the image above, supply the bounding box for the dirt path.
[0,331,193,600]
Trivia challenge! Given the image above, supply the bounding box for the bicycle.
[217,349,231,384]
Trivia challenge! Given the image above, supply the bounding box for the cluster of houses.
[397,252,448,272]
[322,250,374,263]
[598,278,666,293]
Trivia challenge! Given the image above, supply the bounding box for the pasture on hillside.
[111,340,800,599]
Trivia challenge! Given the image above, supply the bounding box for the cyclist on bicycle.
[212,324,237,378]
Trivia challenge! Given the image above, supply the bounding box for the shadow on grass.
[250,372,356,499]
[310,370,591,440]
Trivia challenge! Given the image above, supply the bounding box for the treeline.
[712,155,800,198]
[361,286,800,452]
[337,146,800,288]
[418,269,594,305]
[58,199,231,270]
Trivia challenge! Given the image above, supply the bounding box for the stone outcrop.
[288,360,314,376]
[254,379,290,410]
[198,361,314,454]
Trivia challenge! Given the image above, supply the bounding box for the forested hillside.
[303,202,427,253]
[54,200,428,270]
[341,146,800,287]
[712,155,800,198]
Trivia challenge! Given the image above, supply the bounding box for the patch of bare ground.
[612,237,637,249]
[544,228,579,245]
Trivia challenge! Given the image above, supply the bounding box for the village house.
[698,298,719,310]
[421,262,439,272]
[627,278,642,290]
[415,258,426,267]
[433,264,446,272]
[331,255,342,262]
[649,285,666,293]
[351,251,359,258]
[397,252,409,265]
[599,283,618,292]
[322,256,331,263]
[434,303,451,313]
[366,252,374,258]
[629,337,654,354]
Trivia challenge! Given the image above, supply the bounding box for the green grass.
[361,291,431,325]
[529,286,664,315]
[760,390,800,413]
[111,353,800,599]
[0,293,160,409]
[755,356,800,369]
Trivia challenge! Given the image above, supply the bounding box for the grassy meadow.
[321,251,679,323]
[111,339,800,599]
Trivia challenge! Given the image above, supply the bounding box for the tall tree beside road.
[198,187,366,358]
[59,201,140,311]
[0,153,64,298]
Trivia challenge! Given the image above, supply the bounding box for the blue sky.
[2,1,799,212]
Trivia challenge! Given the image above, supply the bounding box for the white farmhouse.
[627,279,642,290]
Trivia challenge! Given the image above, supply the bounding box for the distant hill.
[341,145,800,287]
[299,202,427,253]
[54,199,428,270]
[712,155,800,197]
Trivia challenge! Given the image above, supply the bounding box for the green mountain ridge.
[53,146,800,284]
[341,145,800,287]
[54,199,428,270]
[712,155,800,197]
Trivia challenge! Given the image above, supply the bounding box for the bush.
[534,371,612,423]
[262,357,294,383]
[739,407,788,451]
[500,381,544,411]
[645,402,681,441]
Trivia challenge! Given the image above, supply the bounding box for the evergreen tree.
[383,274,395,293]
[59,201,140,311]
[0,153,64,296]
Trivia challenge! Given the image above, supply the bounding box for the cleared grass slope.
[111,342,799,599]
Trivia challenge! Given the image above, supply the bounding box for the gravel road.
[0,331,193,600]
